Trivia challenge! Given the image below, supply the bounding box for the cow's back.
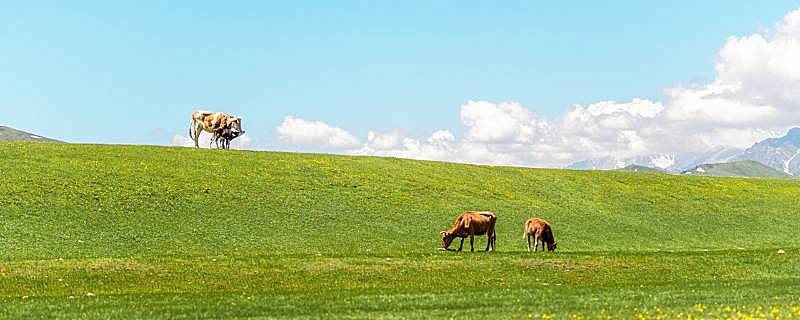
[192,110,214,122]
[199,112,231,131]
[525,218,550,236]
[459,211,496,235]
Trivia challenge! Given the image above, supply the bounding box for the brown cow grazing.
[524,218,557,252]
[189,110,244,148]
[439,211,497,252]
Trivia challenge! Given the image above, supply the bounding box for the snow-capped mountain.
[733,127,800,175]
[567,127,800,175]
[566,147,741,173]
[670,146,743,173]
[567,154,676,171]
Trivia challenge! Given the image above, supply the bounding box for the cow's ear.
[439,231,446,236]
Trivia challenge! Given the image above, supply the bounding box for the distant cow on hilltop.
[524,218,557,252]
[189,110,244,149]
[439,211,497,252]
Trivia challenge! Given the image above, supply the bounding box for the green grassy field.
[2,142,800,319]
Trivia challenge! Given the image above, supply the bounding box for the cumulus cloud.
[276,8,800,167]
[673,9,800,123]
[460,101,541,144]
[275,116,360,149]
[365,131,403,150]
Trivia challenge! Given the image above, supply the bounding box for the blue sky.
[1,1,798,150]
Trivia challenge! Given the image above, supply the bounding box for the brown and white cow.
[524,218,557,252]
[189,110,244,148]
[439,211,497,252]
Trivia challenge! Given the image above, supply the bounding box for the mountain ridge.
[0,125,62,142]
[681,160,793,179]
[733,127,800,175]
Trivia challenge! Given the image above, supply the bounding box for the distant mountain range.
[568,154,677,172]
[567,146,742,173]
[568,127,800,178]
[0,126,61,142]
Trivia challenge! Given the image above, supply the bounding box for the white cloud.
[172,134,193,147]
[664,9,800,128]
[231,133,253,150]
[664,83,776,124]
[365,131,402,150]
[275,116,360,150]
[275,8,800,168]
[460,101,542,144]
[429,130,455,143]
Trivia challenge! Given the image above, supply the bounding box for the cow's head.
[226,129,241,139]
[439,231,455,251]
[547,241,557,251]
[226,116,243,134]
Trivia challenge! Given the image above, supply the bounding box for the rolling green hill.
[0,126,61,142]
[682,160,793,178]
[2,142,800,319]
[615,164,668,174]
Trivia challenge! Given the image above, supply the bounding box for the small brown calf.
[524,218,557,252]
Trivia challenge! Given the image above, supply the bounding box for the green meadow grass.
[2,142,800,319]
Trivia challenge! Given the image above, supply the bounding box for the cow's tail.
[523,220,531,239]
[523,220,536,239]
[188,119,194,139]
[488,214,497,251]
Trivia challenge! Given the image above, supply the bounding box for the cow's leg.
[486,228,495,252]
[192,123,203,148]
[527,235,532,253]
[457,238,464,251]
[469,234,475,252]
[533,237,539,252]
